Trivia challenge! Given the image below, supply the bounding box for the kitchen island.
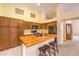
[20,34,57,56]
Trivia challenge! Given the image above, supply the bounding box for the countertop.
[20,34,57,47]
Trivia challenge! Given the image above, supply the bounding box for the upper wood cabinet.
[0,16,10,26]
[10,19,19,27]
[42,23,47,29]
[42,22,57,29]
[24,22,29,29]
[27,22,32,29]
[19,20,25,28]
[36,23,42,29]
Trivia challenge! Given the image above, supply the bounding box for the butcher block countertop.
[20,34,57,47]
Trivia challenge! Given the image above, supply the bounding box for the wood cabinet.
[0,27,10,50]
[28,22,33,29]
[10,19,19,27]
[10,19,19,47]
[0,16,21,51]
[24,22,28,29]
[18,20,26,45]
[42,22,57,29]
[0,16,10,26]
[18,20,25,36]
[10,27,18,47]
[0,16,10,51]
[37,23,42,29]
[42,23,47,29]
[19,20,25,28]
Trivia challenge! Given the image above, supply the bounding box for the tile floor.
[57,40,79,56]
[0,40,79,56]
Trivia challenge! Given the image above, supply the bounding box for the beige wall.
[70,20,79,36]
[0,3,42,23]
[41,12,57,23]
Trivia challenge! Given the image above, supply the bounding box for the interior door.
[66,24,72,40]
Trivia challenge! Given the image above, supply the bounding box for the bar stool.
[49,37,59,55]
[38,44,51,56]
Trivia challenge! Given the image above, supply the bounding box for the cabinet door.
[0,27,10,51]
[10,27,18,47]
[18,20,25,36]
[25,22,29,29]
[0,17,10,26]
[19,20,25,28]
[28,22,33,29]
[18,28,24,36]
[38,24,42,29]
[42,24,47,29]
[11,19,19,27]
[18,28,24,45]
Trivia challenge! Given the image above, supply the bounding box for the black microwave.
[31,25,38,33]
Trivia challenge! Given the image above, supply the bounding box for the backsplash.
[24,29,48,35]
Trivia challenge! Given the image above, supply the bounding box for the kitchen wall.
[41,12,57,23]
[0,3,42,23]
[71,20,79,36]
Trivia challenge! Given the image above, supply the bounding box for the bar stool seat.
[38,44,51,56]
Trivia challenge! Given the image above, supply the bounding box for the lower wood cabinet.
[0,26,10,51]
[10,27,18,47]
[0,37,10,50]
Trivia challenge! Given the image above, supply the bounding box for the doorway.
[66,24,72,40]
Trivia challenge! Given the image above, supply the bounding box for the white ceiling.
[63,3,79,13]
[24,3,57,16]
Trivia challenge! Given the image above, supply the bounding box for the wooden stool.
[49,37,59,55]
[38,45,51,56]
[49,42,57,56]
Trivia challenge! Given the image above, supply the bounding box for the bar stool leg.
[48,50,51,56]
[56,43,59,53]
[43,52,47,56]
[54,49,56,56]
[39,50,42,56]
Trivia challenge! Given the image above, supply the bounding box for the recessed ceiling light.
[37,3,40,6]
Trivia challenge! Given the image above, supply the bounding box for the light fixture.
[66,20,72,24]
[37,3,40,6]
